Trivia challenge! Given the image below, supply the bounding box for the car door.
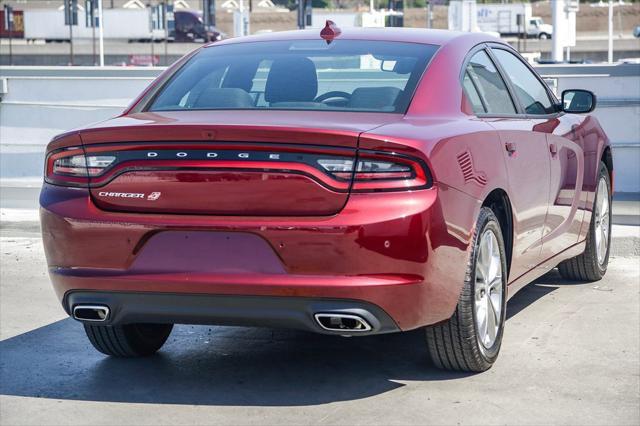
[490,46,584,263]
[462,47,549,282]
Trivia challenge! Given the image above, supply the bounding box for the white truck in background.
[23,8,166,42]
[476,3,553,39]
[21,8,223,43]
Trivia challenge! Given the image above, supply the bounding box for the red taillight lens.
[45,150,116,186]
[317,154,430,192]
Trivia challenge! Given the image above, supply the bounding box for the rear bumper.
[41,183,480,331]
[64,292,400,335]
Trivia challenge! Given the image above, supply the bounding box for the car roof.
[207,27,502,49]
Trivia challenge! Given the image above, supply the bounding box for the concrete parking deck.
[0,186,638,425]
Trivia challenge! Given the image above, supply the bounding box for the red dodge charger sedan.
[40,24,613,372]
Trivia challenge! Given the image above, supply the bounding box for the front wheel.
[425,207,508,372]
[558,162,612,281]
[84,323,173,357]
[538,33,550,40]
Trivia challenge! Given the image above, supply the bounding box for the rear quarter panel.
[360,37,515,291]
[360,115,508,304]
[572,115,611,241]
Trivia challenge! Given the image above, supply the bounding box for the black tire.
[558,162,612,281]
[84,323,173,357]
[425,207,508,372]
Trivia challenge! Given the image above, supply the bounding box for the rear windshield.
[148,40,438,114]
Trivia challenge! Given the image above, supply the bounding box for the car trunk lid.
[81,110,401,216]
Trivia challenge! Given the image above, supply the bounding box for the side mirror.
[562,89,596,113]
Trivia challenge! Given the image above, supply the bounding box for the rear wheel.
[558,162,612,281]
[425,207,508,372]
[84,323,173,357]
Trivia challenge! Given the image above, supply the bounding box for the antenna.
[320,20,341,44]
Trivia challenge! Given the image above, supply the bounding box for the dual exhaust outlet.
[72,305,110,322]
[314,313,372,333]
[72,304,373,333]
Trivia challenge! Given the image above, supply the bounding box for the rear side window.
[491,48,555,115]
[148,40,438,114]
[462,71,486,113]
[464,50,516,115]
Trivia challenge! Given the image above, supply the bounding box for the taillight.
[317,153,430,192]
[45,149,116,186]
[44,145,430,191]
[53,155,116,176]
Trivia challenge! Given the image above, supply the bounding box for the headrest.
[265,57,318,104]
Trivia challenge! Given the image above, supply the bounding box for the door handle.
[505,142,517,156]
[549,143,558,157]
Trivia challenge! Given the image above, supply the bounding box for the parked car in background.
[40,26,612,372]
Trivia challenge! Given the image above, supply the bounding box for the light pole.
[68,2,74,65]
[89,0,97,65]
[98,0,104,66]
[608,0,613,64]
[3,5,13,65]
[164,0,169,66]
[551,0,564,63]
[590,0,617,64]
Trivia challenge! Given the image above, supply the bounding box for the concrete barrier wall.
[0,67,156,181]
[1,64,638,191]
[538,64,640,193]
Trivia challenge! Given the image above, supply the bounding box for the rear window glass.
[148,40,438,114]
[465,50,516,115]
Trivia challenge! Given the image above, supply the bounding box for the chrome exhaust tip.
[72,305,110,322]
[314,313,372,333]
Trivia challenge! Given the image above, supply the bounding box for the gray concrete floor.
[0,192,639,425]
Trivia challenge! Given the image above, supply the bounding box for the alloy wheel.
[594,177,611,266]
[474,229,504,349]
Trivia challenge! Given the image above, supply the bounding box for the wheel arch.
[481,188,514,278]
[601,145,614,190]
